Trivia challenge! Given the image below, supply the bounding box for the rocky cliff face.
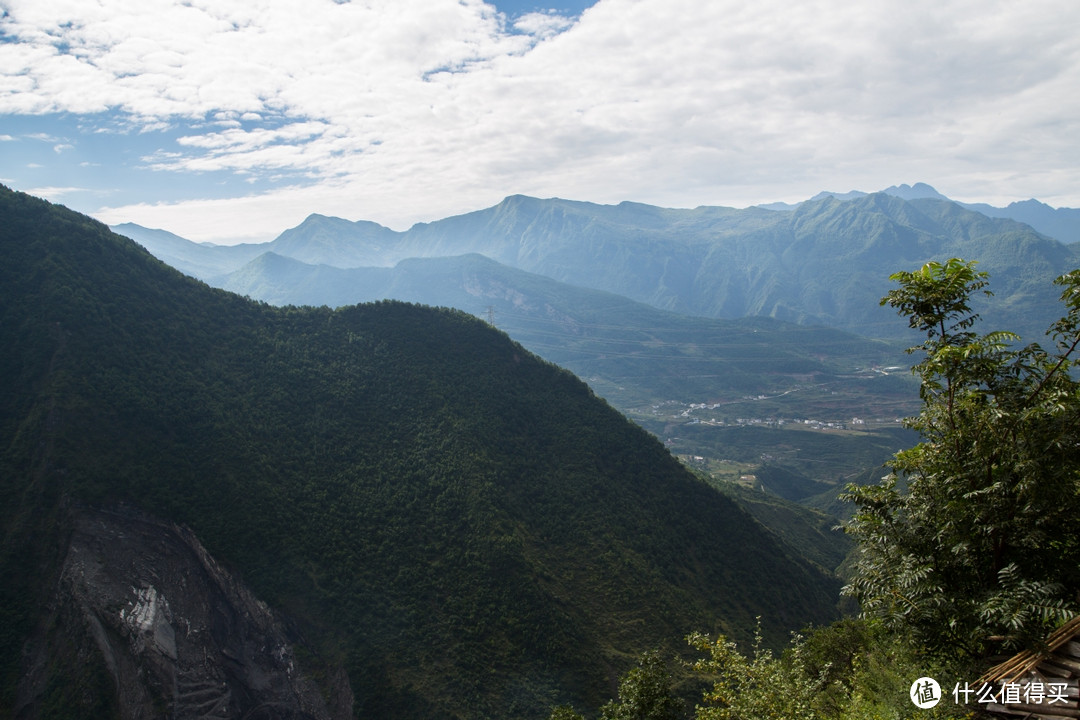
[16,505,353,719]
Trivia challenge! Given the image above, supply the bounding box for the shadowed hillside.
[0,186,840,719]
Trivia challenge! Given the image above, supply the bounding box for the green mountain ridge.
[1,186,841,718]
[213,250,920,508]
[216,250,913,408]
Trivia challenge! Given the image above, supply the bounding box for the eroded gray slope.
[17,506,353,720]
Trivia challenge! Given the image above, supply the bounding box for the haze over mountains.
[761,182,1080,245]
[114,184,1080,347]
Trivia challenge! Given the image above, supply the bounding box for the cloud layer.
[2,0,1079,240]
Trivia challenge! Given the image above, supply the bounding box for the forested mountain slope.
[216,250,911,409]
[0,186,840,718]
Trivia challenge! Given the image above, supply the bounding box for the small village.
[636,398,906,433]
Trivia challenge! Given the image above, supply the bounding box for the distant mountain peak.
[809,189,867,203]
[495,193,546,209]
[293,212,391,230]
[759,183,949,212]
[1007,198,1051,210]
[881,182,949,201]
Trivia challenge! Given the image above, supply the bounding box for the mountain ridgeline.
[117,190,1080,343]
[762,182,1080,245]
[211,250,912,410]
[0,186,841,718]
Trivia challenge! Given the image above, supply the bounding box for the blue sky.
[2,0,1079,244]
[493,1,597,17]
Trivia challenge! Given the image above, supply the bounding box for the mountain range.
[114,186,1080,344]
[1,185,842,718]
[759,182,1080,245]
[214,250,909,409]
[110,185,1080,509]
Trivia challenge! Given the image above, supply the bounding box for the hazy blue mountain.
[113,216,399,278]
[117,191,1080,341]
[761,183,952,208]
[112,222,266,277]
[288,193,1080,340]
[958,198,1080,244]
[408,193,1077,339]
[880,182,951,201]
[755,200,803,211]
[269,213,401,266]
[887,184,1080,244]
[758,183,1080,244]
[759,186,907,209]
[750,194,1079,339]
[810,189,869,202]
[216,250,390,306]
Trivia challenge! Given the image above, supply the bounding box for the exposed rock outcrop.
[17,505,352,719]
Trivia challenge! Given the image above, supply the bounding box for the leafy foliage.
[548,706,588,720]
[842,258,1080,657]
[598,651,686,720]
[551,650,686,720]
[688,625,821,720]
[686,619,971,720]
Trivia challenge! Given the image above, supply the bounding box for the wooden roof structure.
[977,616,1080,718]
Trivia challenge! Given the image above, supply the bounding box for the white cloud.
[25,185,91,200]
[95,182,354,243]
[512,11,574,38]
[3,0,1080,240]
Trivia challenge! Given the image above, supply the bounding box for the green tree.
[548,650,684,720]
[599,649,685,720]
[548,705,586,720]
[842,259,1080,658]
[687,620,971,720]
[687,626,820,720]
